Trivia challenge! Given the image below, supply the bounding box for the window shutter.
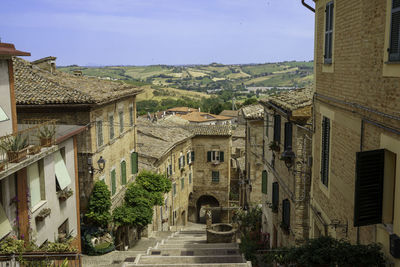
[207,151,212,162]
[262,170,268,194]
[390,1,400,61]
[265,114,269,137]
[187,152,190,164]
[354,149,385,227]
[169,164,172,175]
[324,1,334,63]
[272,182,279,212]
[220,151,224,162]
[284,122,293,151]
[111,169,116,196]
[131,152,138,174]
[321,117,330,186]
[191,151,195,162]
[273,115,281,143]
[282,199,290,228]
[121,161,127,185]
[183,155,185,167]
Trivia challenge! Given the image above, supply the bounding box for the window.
[129,105,134,127]
[131,152,138,174]
[166,164,172,176]
[189,173,192,184]
[284,122,293,151]
[389,0,400,61]
[0,106,9,122]
[212,171,220,183]
[58,219,69,237]
[272,182,279,213]
[28,160,45,208]
[321,117,331,187]
[111,169,116,196]
[262,170,268,194]
[121,160,127,185]
[109,114,114,140]
[207,151,224,163]
[119,110,124,134]
[181,178,184,190]
[324,1,334,64]
[96,120,103,147]
[179,155,185,170]
[0,203,12,239]
[173,183,177,196]
[353,149,392,227]
[265,113,269,137]
[273,115,281,144]
[54,150,72,191]
[187,151,195,164]
[282,199,290,230]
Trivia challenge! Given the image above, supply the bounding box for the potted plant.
[0,160,5,172]
[57,188,74,201]
[38,125,56,147]
[27,145,41,155]
[35,208,51,222]
[268,141,280,152]
[0,134,28,163]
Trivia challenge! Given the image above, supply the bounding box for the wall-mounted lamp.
[88,156,106,174]
[281,149,295,170]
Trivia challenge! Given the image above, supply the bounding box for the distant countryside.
[59,61,313,115]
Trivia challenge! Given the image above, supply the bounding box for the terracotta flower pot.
[7,148,28,163]
[40,137,52,147]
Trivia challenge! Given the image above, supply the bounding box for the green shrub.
[85,181,112,228]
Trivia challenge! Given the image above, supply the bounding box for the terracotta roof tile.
[178,112,231,122]
[259,88,313,112]
[219,110,239,117]
[241,104,264,120]
[14,57,143,105]
[186,125,232,136]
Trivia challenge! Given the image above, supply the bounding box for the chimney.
[32,56,57,74]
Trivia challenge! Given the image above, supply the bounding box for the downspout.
[302,0,315,13]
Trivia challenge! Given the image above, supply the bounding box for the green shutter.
[189,173,192,184]
[187,152,190,164]
[181,178,184,190]
[284,122,293,151]
[173,183,176,196]
[121,161,127,185]
[191,151,195,162]
[262,170,268,194]
[131,152,138,174]
[265,114,269,137]
[220,151,224,162]
[321,117,330,186]
[273,115,281,143]
[207,151,212,162]
[212,171,220,182]
[272,182,279,213]
[282,199,290,228]
[111,169,116,196]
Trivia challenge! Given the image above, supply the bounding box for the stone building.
[0,44,82,249]
[308,0,400,264]
[13,57,142,214]
[241,104,264,207]
[259,88,312,247]
[137,118,194,233]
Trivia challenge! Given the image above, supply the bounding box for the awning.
[0,106,9,122]
[54,151,72,190]
[0,203,12,239]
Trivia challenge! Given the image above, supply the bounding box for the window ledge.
[109,138,116,145]
[31,200,47,214]
[384,61,400,65]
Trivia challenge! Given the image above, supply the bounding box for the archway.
[196,195,220,223]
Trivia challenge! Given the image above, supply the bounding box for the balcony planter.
[28,145,41,155]
[40,137,53,147]
[57,188,73,201]
[0,134,29,163]
[268,141,280,152]
[35,208,51,222]
[38,124,56,147]
[7,148,28,163]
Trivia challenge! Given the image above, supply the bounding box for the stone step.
[125,264,251,267]
[163,240,208,245]
[156,243,239,249]
[147,247,241,256]
[137,255,246,264]
[177,230,206,235]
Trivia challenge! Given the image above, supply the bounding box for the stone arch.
[196,195,220,224]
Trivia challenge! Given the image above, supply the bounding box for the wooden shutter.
[191,151,195,162]
[324,1,334,63]
[262,170,268,194]
[220,151,224,162]
[207,151,212,162]
[183,155,185,167]
[179,157,182,169]
[273,115,281,143]
[282,199,290,228]
[272,182,279,212]
[131,152,138,174]
[212,171,220,182]
[169,164,172,175]
[354,149,385,227]
[321,117,330,186]
[111,169,116,196]
[390,0,400,61]
[265,113,269,137]
[187,152,190,164]
[284,122,293,151]
[121,161,127,185]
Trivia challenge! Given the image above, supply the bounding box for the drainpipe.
[301,0,315,13]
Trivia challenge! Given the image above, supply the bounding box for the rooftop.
[167,107,200,113]
[219,110,239,118]
[186,125,232,136]
[14,57,143,106]
[260,88,313,112]
[0,43,30,57]
[241,104,264,120]
[178,112,231,123]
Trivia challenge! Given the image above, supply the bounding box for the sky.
[0,0,315,66]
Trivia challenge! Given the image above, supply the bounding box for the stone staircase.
[123,229,252,267]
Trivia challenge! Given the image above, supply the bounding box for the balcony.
[0,120,58,180]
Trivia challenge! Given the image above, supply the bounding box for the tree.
[85,181,112,228]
